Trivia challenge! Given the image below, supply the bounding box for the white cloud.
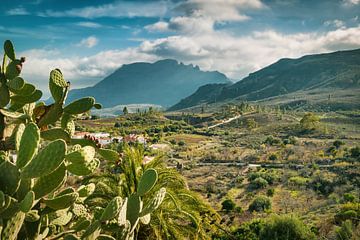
[77,36,99,48]
[324,19,345,28]
[343,0,360,7]
[39,1,168,18]
[6,7,29,16]
[145,21,170,32]
[174,0,265,22]
[76,22,102,28]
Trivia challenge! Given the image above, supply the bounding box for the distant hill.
[66,59,230,108]
[169,49,360,111]
[92,104,163,117]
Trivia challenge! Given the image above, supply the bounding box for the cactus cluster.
[0,40,166,239]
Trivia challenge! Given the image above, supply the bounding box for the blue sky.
[1,0,360,96]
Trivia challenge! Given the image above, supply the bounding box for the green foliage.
[221,199,236,212]
[300,112,320,131]
[335,220,356,240]
[249,196,271,212]
[250,177,269,189]
[259,215,316,240]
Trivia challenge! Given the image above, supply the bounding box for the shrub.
[232,219,263,240]
[169,139,177,145]
[333,140,345,149]
[343,193,356,203]
[288,176,309,187]
[267,188,275,197]
[114,122,121,128]
[251,177,269,189]
[264,136,281,146]
[268,153,278,162]
[249,196,271,212]
[334,203,360,224]
[178,140,186,146]
[350,146,360,158]
[335,220,355,240]
[222,199,236,212]
[259,215,316,240]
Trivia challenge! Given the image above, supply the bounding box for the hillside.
[169,49,360,111]
[66,59,230,108]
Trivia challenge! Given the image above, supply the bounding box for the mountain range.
[169,49,360,111]
[66,59,230,108]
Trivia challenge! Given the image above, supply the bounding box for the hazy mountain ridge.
[66,59,230,108]
[169,49,360,111]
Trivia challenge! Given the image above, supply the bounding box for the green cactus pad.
[37,103,63,128]
[21,139,66,179]
[63,97,95,115]
[66,158,100,176]
[137,168,158,196]
[82,220,101,238]
[52,211,73,226]
[11,89,42,104]
[0,160,21,195]
[7,76,25,91]
[140,187,166,217]
[5,60,21,80]
[20,191,34,213]
[100,196,123,222]
[56,187,75,197]
[4,40,15,60]
[1,211,25,240]
[61,113,75,135]
[0,84,10,108]
[126,193,141,227]
[71,217,91,231]
[25,210,40,222]
[44,192,78,210]
[49,69,67,103]
[93,103,102,109]
[16,123,40,169]
[77,183,96,198]
[97,148,119,162]
[65,146,95,164]
[16,178,33,201]
[41,128,71,142]
[11,83,35,95]
[32,163,66,199]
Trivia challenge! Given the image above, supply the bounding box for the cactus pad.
[97,148,119,162]
[4,40,16,60]
[77,183,96,198]
[21,139,66,179]
[32,163,66,199]
[41,128,71,142]
[100,196,123,222]
[7,77,24,91]
[126,193,141,227]
[140,187,166,217]
[0,160,21,195]
[137,168,158,196]
[1,211,25,240]
[65,146,95,164]
[63,97,95,115]
[25,210,40,222]
[16,123,40,169]
[44,192,79,210]
[20,191,34,213]
[0,84,10,108]
[66,158,100,176]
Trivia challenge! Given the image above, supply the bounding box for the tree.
[222,199,236,212]
[249,196,271,212]
[260,214,316,240]
[300,113,320,131]
[123,106,129,115]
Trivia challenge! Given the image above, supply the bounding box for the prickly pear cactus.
[0,40,166,240]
